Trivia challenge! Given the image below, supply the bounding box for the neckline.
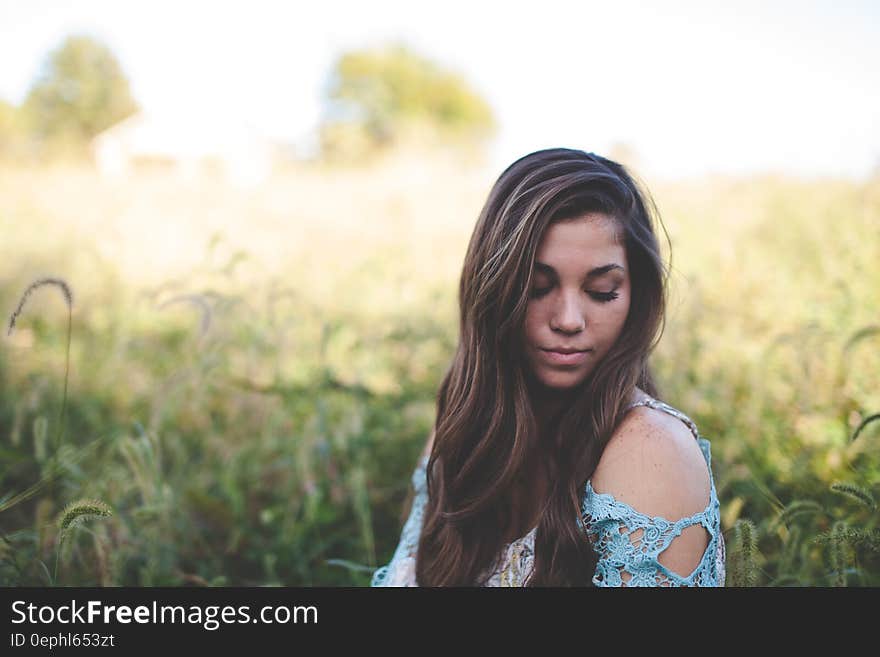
[626,391,655,409]
[502,524,538,549]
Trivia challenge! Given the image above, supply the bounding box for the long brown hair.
[415,147,671,586]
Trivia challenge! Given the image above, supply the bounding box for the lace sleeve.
[371,456,428,587]
[582,481,725,587]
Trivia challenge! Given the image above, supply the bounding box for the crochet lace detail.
[583,398,726,586]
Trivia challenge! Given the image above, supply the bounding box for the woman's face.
[521,212,631,391]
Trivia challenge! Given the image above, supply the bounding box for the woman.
[371,147,725,586]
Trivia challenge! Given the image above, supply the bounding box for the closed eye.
[530,287,620,303]
[591,290,620,303]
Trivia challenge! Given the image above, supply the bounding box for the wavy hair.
[415,147,671,586]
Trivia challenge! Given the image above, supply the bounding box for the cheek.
[607,298,631,335]
[522,306,545,341]
[589,300,630,345]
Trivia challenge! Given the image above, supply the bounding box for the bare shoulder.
[590,403,711,521]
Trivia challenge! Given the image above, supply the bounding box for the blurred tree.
[0,99,30,161]
[22,35,138,155]
[0,99,17,134]
[318,42,496,166]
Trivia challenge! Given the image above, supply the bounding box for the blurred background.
[0,0,878,586]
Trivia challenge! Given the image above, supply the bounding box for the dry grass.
[1,155,878,585]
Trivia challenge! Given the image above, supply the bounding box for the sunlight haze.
[0,0,877,180]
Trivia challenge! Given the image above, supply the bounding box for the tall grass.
[0,161,877,585]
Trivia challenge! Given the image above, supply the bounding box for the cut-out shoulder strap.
[624,396,701,441]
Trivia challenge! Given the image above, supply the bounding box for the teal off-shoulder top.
[371,396,726,587]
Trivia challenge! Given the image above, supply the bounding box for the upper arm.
[374,435,433,587]
[590,407,712,582]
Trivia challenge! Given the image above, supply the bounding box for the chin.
[535,369,588,390]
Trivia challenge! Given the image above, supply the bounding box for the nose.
[549,290,586,333]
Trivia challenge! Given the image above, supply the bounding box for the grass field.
[1,157,878,586]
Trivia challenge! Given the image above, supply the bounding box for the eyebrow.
[534,262,625,281]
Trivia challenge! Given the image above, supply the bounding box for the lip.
[540,348,592,366]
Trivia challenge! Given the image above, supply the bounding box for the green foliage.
[58,498,112,539]
[21,34,138,155]
[0,171,878,586]
[732,476,880,586]
[830,482,876,511]
[319,42,495,164]
[728,519,760,586]
[55,498,112,584]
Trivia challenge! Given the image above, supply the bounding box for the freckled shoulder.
[590,402,712,521]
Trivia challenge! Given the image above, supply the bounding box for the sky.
[0,0,878,180]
